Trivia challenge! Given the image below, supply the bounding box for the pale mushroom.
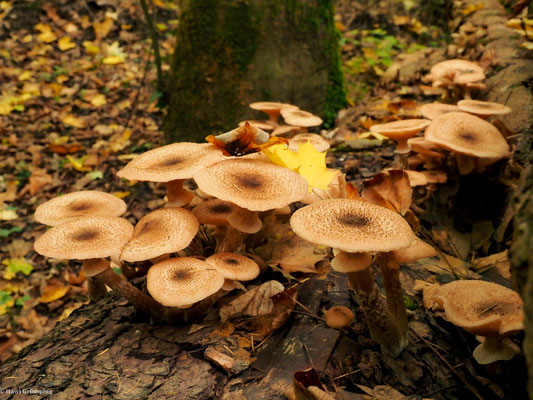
[205,252,260,291]
[324,305,354,329]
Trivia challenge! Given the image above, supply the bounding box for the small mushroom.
[430,280,523,364]
[281,108,323,128]
[457,100,511,119]
[249,101,299,125]
[324,305,354,329]
[418,103,459,120]
[205,252,260,291]
[238,120,277,131]
[288,134,330,152]
[35,190,127,226]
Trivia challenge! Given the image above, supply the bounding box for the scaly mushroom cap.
[429,59,485,83]
[430,280,524,337]
[193,159,308,211]
[288,134,330,152]
[34,216,133,260]
[192,199,234,226]
[324,305,354,329]
[393,237,436,262]
[457,100,511,117]
[120,207,199,262]
[249,101,298,113]
[281,109,323,127]
[238,120,276,131]
[290,199,415,253]
[147,257,224,307]
[116,142,225,182]
[370,119,431,140]
[419,103,459,120]
[35,191,127,226]
[424,112,511,158]
[205,253,260,281]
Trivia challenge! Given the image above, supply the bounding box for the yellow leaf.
[39,285,70,303]
[58,301,85,321]
[0,101,13,115]
[58,36,76,51]
[62,114,86,128]
[2,257,33,280]
[66,155,91,172]
[111,191,131,199]
[18,70,33,81]
[93,17,114,40]
[82,41,100,55]
[0,209,18,220]
[102,55,124,65]
[35,23,57,43]
[90,94,107,107]
[117,99,131,110]
[263,144,300,170]
[156,23,167,31]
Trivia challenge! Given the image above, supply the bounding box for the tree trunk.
[163,0,346,142]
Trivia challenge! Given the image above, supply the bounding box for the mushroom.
[238,120,276,131]
[205,252,260,291]
[193,158,308,253]
[281,108,323,128]
[418,103,459,120]
[120,207,199,263]
[290,199,416,356]
[249,101,299,125]
[146,257,225,307]
[191,199,234,247]
[426,59,485,99]
[35,190,127,226]
[34,216,167,320]
[117,142,225,207]
[370,119,431,168]
[288,134,330,152]
[424,112,511,174]
[457,100,511,119]
[429,280,523,364]
[324,305,354,329]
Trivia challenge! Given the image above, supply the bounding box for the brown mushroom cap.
[34,216,133,260]
[193,159,308,211]
[116,142,225,182]
[281,109,323,127]
[120,207,199,262]
[419,103,459,120]
[205,253,260,281]
[238,120,276,131]
[146,257,224,307]
[249,101,298,113]
[429,59,485,83]
[324,305,354,329]
[370,119,431,139]
[288,134,330,152]
[35,191,127,226]
[290,199,415,253]
[424,112,511,158]
[457,100,511,117]
[393,237,436,262]
[192,199,234,226]
[430,280,523,337]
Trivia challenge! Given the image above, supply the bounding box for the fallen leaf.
[58,36,76,51]
[35,23,57,43]
[61,114,86,128]
[39,285,70,303]
[472,250,511,279]
[90,93,107,107]
[0,209,18,221]
[2,258,33,280]
[27,168,53,195]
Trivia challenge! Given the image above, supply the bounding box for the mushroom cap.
[193,159,308,211]
[116,142,225,182]
[419,103,459,120]
[120,207,199,262]
[281,109,323,127]
[192,199,234,225]
[324,305,354,329]
[393,237,436,262]
[402,170,430,187]
[35,191,127,226]
[430,280,523,337]
[238,120,276,131]
[147,257,224,307]
[249,101,299,112]
[457,100,511,116]
[34,216,133,260]
[424,112,511,158]
[430,59,485,83]
[370,119,431,140]
[331,250,372,272]
[205,252,260,281]
[290,199,415,253]
[288,134,330,152]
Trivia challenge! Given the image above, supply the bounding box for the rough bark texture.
[164,0,346,142]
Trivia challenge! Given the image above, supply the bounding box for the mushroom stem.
[216,226,248,253]
[93,266,168,321]
[377,253,408,340]
[87,277,108,300]
[346,268,405,357]
[164,179,195,207]
[473,336,521,364]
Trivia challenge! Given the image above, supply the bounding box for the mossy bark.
[164,0,346,142]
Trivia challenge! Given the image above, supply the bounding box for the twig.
[139,0,164,94]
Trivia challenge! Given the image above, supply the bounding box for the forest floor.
[0,0,532,399]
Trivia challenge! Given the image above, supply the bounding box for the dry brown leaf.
[93,17,114,40]
[219,280,285,322]
[472,250,511,279]
[361,170,412,215]
[27,168,53,195]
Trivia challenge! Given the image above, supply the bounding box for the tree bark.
[164,0,346,142]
